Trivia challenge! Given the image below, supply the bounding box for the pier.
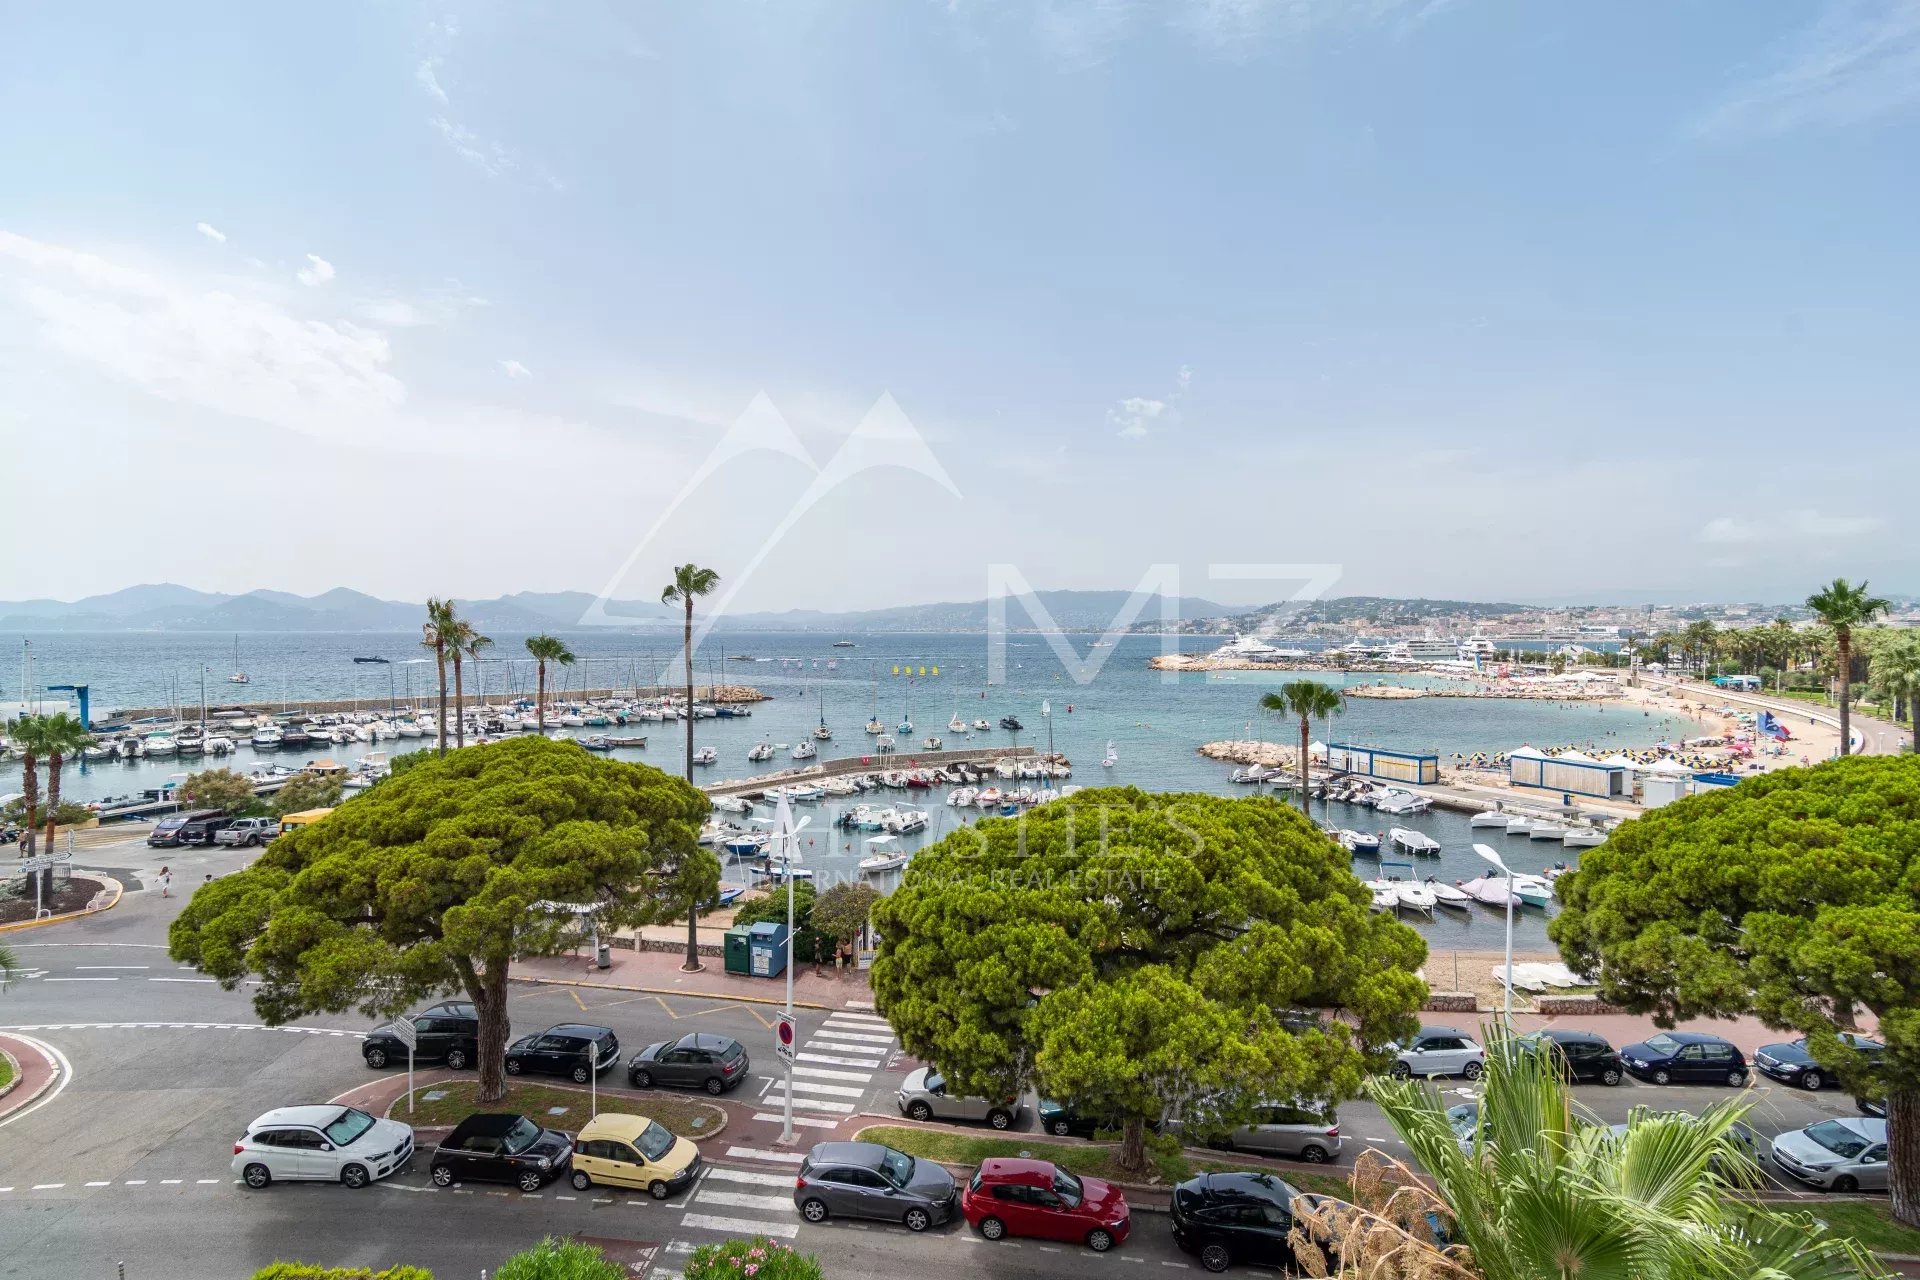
[703,744,1038,798]
[97,684,767,726]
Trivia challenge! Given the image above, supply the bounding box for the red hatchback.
[961,1157,1131,1252]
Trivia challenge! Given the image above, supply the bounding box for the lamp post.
[1474,843,1515,1024]
[767,794,808,1144]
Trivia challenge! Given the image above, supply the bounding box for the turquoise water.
[5,630,1692,949]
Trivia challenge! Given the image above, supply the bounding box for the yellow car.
[568,1112,702,1199]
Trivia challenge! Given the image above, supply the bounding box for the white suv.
[233,1105,415,1189]
[1389,1026,1486,1080]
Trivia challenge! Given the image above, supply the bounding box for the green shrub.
[250,1265,432,1280]
[684,1238,822,1280]
[495,1238,625,1280]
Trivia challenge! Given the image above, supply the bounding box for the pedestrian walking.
[158,866,172,898]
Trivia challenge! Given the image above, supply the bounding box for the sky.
[2,0,1917,614]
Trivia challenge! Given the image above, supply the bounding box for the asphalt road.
[0,834,1889,1279]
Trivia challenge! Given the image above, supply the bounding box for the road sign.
[391,1015,418,1051]
[775,1013,796,1064]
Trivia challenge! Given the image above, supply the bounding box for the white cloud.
[415,58,449,104]
[1176,363,1192,391]
[430,115,518,178]
[195,222,226,244]
[1700,509,1881,544]
[296,254,336,287]
[1109,396,1166,439]
[1694,0,1920,137]
[501,359,532,379]
[360,298,426,326]
[0,229,401,443]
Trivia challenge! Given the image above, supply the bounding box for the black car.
[180,816,236,846]
[1170,1171,1304,1274]
[629,1032,750,1095]
[1619,1032,1748,1087]
[429,1113,572,1192]
[505,1023,621,1083]
[1516,1029,1625,1086]
[364,1001,484,1071]
[1038,1100,1128,1139]
[147,808,224,847]
[1754,1034,1883,1091]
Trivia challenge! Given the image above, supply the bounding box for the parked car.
[232,1105,414,1190]
[568,1112,701,1199]
[1515,1028,1624,1086]
[1170,1170,1304,1273]
[1858,1096,1887,1118]
[1606,1113,1759,1178]
[214,817,275,847]
[1196,1102,1342,1164]
[148,808,223,847]
[897,1067,1024,1130]
[1036,1100,1160,1139]
[794,1140,958,1231]
[1447,1102,1480,1153]
[179,815,236,846]
[1754,1034,1882,1092]
[627,1032,750,1095]
[1388,1026,1485,1080]
[505,1023,620,1083]
[363,1000,483,1071]
[1769,1117,1889,1192]
[1618,1031,1748,1086]
[428,1113,573,1192]
[960,1157,1130,1251]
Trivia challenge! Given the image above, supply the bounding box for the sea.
[4,630,1691,951]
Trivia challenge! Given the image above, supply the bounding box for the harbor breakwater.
[105,684,769,723]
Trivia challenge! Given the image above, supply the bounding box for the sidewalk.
[512,944,877,1011]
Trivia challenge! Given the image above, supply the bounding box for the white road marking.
[796,1051,881,1068]
[85,1181,111,1188]
[196,1179,219,1185]
[124,1181,146,1186]
[149,978,217,984]
[842,999,877,1010]
[703,1168,795,1188]
[785,1079,864,1098]
[681,1212,799,1240]
[694,1189,797,1214]
[32,1184,66,1190]
[75,965,150,970]
[752,1112,839,1129]
[791,1064,873,1083]
[813,1028,894,1044]
[160,1179,182,1185]
[43,977,118,982]
[764,1093,855,1114]
[725,1147,806,1165]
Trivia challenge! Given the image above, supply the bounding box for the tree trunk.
[43,752,63,852]
[1118,1115,1149,1175]
[467,957,513,1105]
[536,660,547,731]
[17,750,37,858]
[435,650,449,757]
[1891,1090,1920,1227]
[452,655,466,749]
[1297,716,1311,816]
[1911,694,1917,753]
[1838,633,1852,757]
[682,603,702,973]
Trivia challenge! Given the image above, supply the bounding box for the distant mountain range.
[0,584,1245,634]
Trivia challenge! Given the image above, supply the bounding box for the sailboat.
[948,708,967,733]
[1102,740,1117,768]
[812,686,833,741]
[898,686,912,735]
[865,662,884,734]
[228,635,250,685]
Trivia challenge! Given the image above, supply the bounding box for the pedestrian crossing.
[652,1007,900,1271]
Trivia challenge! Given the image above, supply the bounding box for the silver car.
[1770,1117,1889,1192]
[896,1067,1023,1130]
[794,1140,958,1231]
[1390,1026,1486,1080]
[1207,1103,1343,1164]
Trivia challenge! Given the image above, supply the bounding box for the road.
[0,833,1892,1279]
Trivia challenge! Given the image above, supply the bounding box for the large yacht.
[1210,633,1309,662]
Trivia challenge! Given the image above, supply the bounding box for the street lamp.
[762,795,810,1144]
[1474,842,1516,1024]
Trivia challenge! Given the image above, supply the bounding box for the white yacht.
[748,741,775,762]
[251,725,284,748]
[1469,810,1509,828]
[791,740,817,760]
[1389,827,1442,856]
[692,746,717,766]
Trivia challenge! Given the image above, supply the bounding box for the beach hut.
[1326,742,1438,785]
[1518,747,1629,799]
[1641,757,1692,809]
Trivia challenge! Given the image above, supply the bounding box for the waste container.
[748,921,790,978]
[596,941,611,970]
[723,926,754,976]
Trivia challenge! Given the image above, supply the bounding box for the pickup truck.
[213,817,275,847]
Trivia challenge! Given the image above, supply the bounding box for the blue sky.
[3,1,1916,612]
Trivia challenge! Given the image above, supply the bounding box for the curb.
[514,974,836,1012]
[0,1036,61,1124]
[382,1078,731,1146]
[0,1047,18,1104]
[0,874,124,934]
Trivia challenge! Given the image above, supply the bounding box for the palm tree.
[0,941,18,991]
[421,598,456,756]
[524,635,577,731]
[1872,635,1920,753]
[9,715,44,857]
[1806,578,1890,757]
[1296,1024,1880,1280]
[661,562,721,973]
[1259,680,1343,815]
[35,713,94,852]
[447,619,492,748]
[1684,618,1719,675]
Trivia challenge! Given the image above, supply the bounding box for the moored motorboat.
[972,718,990,731]
[859,835,909,874]
[1459,875,1522,909]
[1506,815,1533,835]
[1337,829,1382,854]
[692,746,717,766]
[791,740,817,760]
[1561,827,1605,849]
[1426,878,1473,910]
[1509,874,1554,908]
[1389,827,1441,856]
[1469,810,1509,828]
[999,715,1023,731]
[1528,821,1568,841]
